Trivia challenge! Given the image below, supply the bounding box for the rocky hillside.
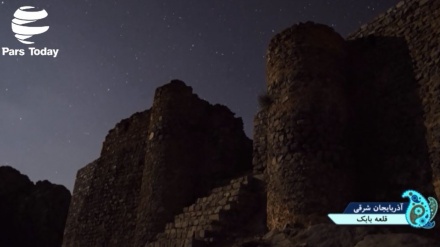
[0,166,71,247]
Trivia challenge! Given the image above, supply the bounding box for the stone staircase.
[145,174,264,247]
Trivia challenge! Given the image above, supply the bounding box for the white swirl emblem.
[11,6,49,45]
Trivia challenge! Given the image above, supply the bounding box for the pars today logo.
[12,6,49,44]
[2,6,60,58]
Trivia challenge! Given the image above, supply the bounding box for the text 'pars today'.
[2,47,59,58]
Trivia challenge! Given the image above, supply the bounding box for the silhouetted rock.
[0,166,71,247]
[255,224,440,247]
[354,233,440,247]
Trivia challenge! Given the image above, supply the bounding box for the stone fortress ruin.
[62,0,440,246]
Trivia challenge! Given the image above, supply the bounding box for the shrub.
[258,93,273,109]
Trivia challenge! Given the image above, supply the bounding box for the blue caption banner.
[328,189,438,229]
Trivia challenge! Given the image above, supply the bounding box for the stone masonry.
[63,110,150,247]
[146,175,265,247]
[133,81,252,246]
[63,80,253,247]
[261,23,355,230]
[253,0,439,232]
[64,0,440,245]
[346,0,440,199]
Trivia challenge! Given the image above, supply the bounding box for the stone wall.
[347,0,440,198]
[63,80,252,247]
[63,110,150,247]
[147,175,266,247]
[63,0,440,243]
[255,0,439,230]
[134,80,252,246]
[62,160,98,246]
[346,36,432,202]
[262,23,355,230]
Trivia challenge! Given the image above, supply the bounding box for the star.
[0,0,404,198]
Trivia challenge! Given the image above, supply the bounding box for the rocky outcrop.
[252,224,440,247]
[0,166,71,247]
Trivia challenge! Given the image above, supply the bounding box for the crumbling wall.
[134,80,252,246]
[62,160,98,246]
[64,0,440,243]
[262,22,355,230]
[147,175,266,247]
[346,36,433,202]
[62,110,150,247]
[63,80,252,247]
[258,9,437,230]
[347,0,440,198]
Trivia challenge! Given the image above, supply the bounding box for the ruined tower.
[133,80,252,245]
[260,22,355,230]
[256,6,438,229]
[63,80,252,247]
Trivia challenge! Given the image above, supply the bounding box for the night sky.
[0,0,399,191]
